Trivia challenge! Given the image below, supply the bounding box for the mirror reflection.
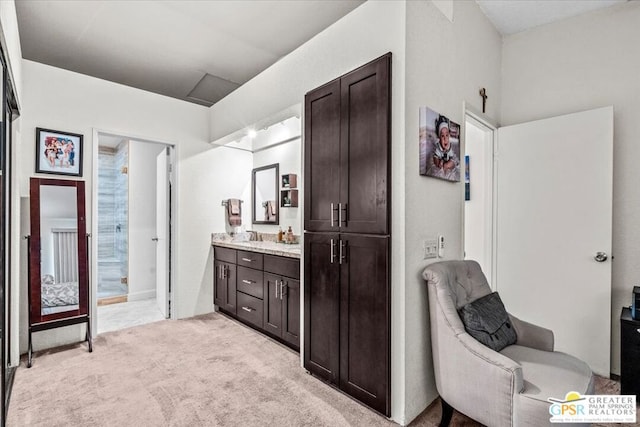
[39,185,79,315]
[252,163,278,224]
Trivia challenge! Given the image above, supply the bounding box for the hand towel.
[227,199,242,226]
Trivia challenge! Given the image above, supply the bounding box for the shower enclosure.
[97,142,129,302]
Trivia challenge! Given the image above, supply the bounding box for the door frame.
[462,102,498,288]
[91,129,178,333]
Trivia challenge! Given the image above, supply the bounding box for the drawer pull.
[241,258,253,262]
[242,280,254,285]
[241,306,254,313]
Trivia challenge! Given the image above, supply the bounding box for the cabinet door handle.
[222,266,227,279]
[339,203,348,226]
[242,280,254,285]
[330,239,335,264]
[339,240,347,264]
[331,203,340,227]
[241,306,254,313]
[280,282,287,300]
[241,257,253,262]
[275,280,279,299]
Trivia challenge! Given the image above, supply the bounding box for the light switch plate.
[424,239,438,259]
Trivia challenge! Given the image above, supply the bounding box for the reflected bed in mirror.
[252,163,279,225]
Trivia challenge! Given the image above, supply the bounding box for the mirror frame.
[252,163,279,225]
[29,178,88,325]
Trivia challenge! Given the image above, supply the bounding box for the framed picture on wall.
[35,127,83,177]
[419,106,461,182]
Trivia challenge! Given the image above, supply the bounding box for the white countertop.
[211,237,300,259]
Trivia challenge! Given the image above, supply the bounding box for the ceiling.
[476,0,626,35]
[15,0,364,107]
[15,0,625,108]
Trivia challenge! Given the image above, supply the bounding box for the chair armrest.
[509,313,554,352]
[436,332,524,426]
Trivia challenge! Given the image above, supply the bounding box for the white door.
[155,148,170,318]
[495,106,613,376]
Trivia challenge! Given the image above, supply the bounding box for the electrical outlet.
[438,235,445,258]
[423,239,438,259]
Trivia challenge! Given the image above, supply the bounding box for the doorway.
[463,110,496,287]
[94,132,174,334]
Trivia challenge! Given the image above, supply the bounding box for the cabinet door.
[304,79,341,232]
[282,277,300,349]
[214,261,236,314]
[263,272,283,337]
[339,54,390,235]
[621,318,640,397]
[339,234,390,416]
[304,232,340,384]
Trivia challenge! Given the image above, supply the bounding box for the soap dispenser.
[286,226,294,243]
[277,227,283,242]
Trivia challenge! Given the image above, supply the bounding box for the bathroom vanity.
[212,236,300,350]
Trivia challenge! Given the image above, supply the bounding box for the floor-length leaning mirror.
[27,178,91,367]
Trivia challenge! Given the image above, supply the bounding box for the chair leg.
[439,398,454,427]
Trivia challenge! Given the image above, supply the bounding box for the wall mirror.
[28,178,91,366]
[252,163,279,224]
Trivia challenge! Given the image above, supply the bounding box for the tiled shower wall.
[97,141,129,298]
[115,141,128,279]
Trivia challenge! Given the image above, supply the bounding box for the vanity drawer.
[237,250,264,269]
[237,266,264,299]
[236,292,264,329]
[264,254,300,279]
[214,246,236,264]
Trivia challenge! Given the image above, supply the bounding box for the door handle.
[275,280,279,299]
[339,240,347,264]
[331,203,339,227]
[280,282,286,300]
[339,203,347,226]
[330,239,336,263]
[594,252,608,262]
[152,237,159,242]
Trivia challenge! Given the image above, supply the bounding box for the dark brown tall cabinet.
[304,53,391,416]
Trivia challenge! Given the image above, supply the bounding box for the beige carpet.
[7,313,634,426]
[8,313,395,427]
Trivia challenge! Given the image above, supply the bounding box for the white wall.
[403,0,502,422]
[18,59,250,352]
[0,0,22,107]
[128,141,167,301]
[500,1,640,375]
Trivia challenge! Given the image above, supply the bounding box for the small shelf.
[281,174,297,189]
[280,189,299,207]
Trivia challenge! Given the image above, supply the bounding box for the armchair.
[423,260,594,426]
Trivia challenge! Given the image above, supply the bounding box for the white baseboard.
[127,289,156,302]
